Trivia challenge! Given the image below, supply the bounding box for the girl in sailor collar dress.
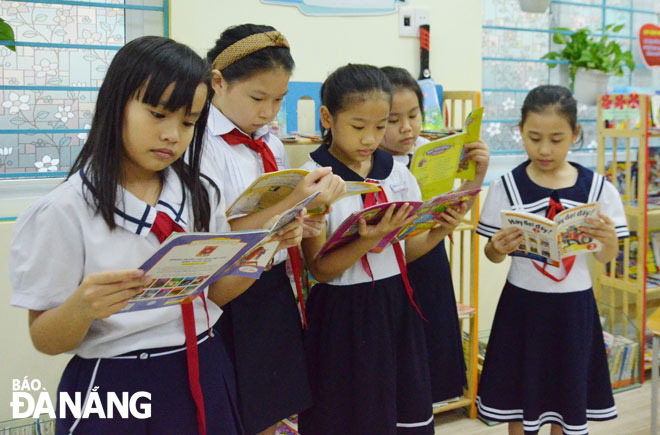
[380,66,490,406]
[476,86,627,435]
[9,37,302,435]
[299,64,459,435]
[202,25,344,435]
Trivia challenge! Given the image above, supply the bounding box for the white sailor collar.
[76,167,190,237]
[207,104,271,141]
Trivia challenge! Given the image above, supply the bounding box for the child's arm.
[456,139,490,209]
[484,227,524,263]
[405,205,466,263]
[302,203,416,283]
[28,269,149,355]
[229,168,342,231]
[208,216,304,306]
[582,212,619,263]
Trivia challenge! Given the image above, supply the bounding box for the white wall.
[170,0,482,91]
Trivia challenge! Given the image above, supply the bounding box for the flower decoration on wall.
[502,98,515,111]
[33,59,58,78]
[55,105,75,123]
[486,123,502,137]
[512,129,522,144]
[2,93,30,114]
[34,155,59,172]
[0,147,13,156]
[55,8,74,27]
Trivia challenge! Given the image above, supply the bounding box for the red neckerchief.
[531,196,576,282]
[221,128,279,173]
[222,129,308,328]
[362,180,425,320]
[151,212,210,435]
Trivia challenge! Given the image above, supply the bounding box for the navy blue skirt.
[56,329,243,435]
[408,240,467,402]
[220,262,312,434]
[477,282,616,434]
[299,274,434,435]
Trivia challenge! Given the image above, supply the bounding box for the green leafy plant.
[0,17,15,52]
[542,24,635,90]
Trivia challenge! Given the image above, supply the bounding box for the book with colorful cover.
[418,78,446,132]
[226,168,380,216]
[500,203,602,267]
[394,188,481,241]
[410,107,484,200]
[317,201,423,257]
[119,193,318,313]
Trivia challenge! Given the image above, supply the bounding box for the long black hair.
[207,24,294,83]
[320,64,392,147]
[68,35,215,232]
[380,66,424,115]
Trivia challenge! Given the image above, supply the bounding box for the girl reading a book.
[379,66,490,407]
[9,36,304,434]
[476,85,628,435]
[299,64,458,434]
[202,24,345,435]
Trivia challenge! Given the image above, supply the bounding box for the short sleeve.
[10,195,85,310]
[203,174,231,232]
[598,179,630,239]
[476,177,510,238]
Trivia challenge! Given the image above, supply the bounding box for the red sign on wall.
[639,23,660,67]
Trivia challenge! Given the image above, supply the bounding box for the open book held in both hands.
[119,192,318,313]
[226,168,380,217]
[317,189,481,257]
[501,203,602,267]
[410,107,484,200]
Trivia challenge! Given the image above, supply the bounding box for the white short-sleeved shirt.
[10,168,229,358]
[476,160,629,293]
[201,105,290,265]
[301,146,422,286]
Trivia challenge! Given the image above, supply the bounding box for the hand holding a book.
[462,139,490,183]
[290,167,335,208]
[581,212,618,263]
[302,213,326,238]
[269,212,304,251]
[429,203,468,237]
[308,173,346,211]
[486,227,524,263]
[28,269,150,355]
[358,203,416,243]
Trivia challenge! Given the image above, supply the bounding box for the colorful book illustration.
[500,203,602,267]
[394,188,481,241]
[410,107,484,200]
[317,189,480,257]
[226,169,380,217]
[119,193,317,313]
[418,78,446,132]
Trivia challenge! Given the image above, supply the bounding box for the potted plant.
[542,24,635,105]
[0,17,15,51]
[520,0,551,13]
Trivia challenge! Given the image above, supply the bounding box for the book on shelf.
[317,189,481,257]
[500,203,602,267]
[226,168,380,217]
[610,231,659,280]
[418,78,446,132]
[604,159,638,203]
[410,107,484,200]
[603,331,639,388]
[119,193,318,313]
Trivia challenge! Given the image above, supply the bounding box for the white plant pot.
[520,0,551,13]
[573,69,610,106]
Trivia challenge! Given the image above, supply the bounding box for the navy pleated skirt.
[299,274,434,435]
[56,328,243,435]
[476,282,616,435]
[220,262,312,434]
[408,240,467,403]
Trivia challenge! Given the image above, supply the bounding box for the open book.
[119,192,318,313]
[226,169,380,217]
[410,107,484,200]
[501,203,602,267]
[317,189,481,257]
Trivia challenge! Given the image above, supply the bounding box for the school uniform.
[475,160,628,435]
[10,168,243,434]
[298,146,434,435]
[394,136,467,403]
[201,105,311,434]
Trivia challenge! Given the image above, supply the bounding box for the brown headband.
[212,30,290,71]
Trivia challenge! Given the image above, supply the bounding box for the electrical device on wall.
[399,7,429,37]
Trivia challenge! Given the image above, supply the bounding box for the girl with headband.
[202,24,345,435]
